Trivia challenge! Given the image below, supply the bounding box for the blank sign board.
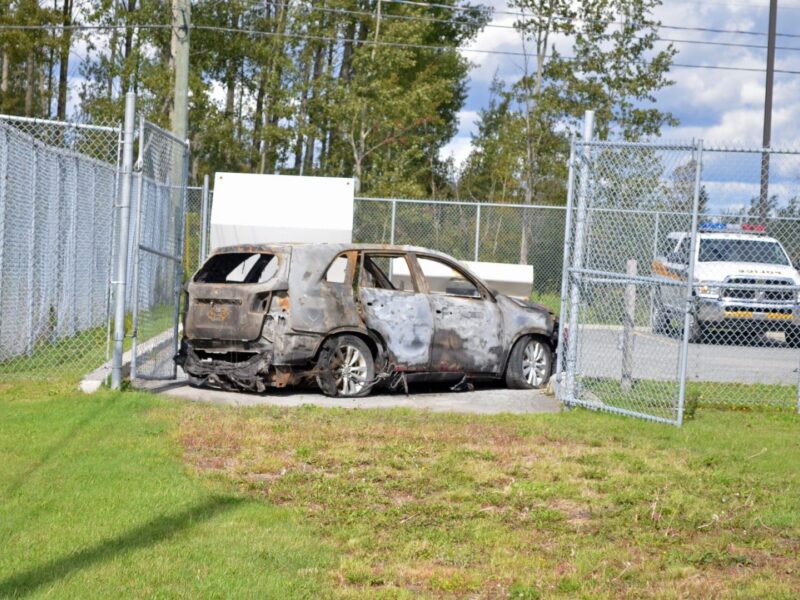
[210,173,354,250]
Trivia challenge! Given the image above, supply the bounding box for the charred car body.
[175,244,557,397]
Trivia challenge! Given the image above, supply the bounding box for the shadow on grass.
[0,496,242,598]
[4,400,113,498]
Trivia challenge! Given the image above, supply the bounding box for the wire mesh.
[130,121,188,381]
[0,116,120,377]
[353,198,567,299]
[562,139,800,421]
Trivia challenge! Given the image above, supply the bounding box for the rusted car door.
[356,252,434,370]
[412,254,504,374]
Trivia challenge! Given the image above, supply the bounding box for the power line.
[1,22,799,75]
[381,0,800,39]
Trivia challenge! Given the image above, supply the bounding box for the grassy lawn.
[3,378,800,598]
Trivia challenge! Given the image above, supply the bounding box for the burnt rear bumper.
[175,340,272,393]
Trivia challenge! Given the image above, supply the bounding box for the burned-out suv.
[176,244,557,397]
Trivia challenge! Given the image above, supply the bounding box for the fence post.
[555,135,577,401]
[129,117,146,380]
[389,199,397,245]
[564,111,595,403]
[621,259,637,392]
[676,139,704,426]
[171,140,190,378]
[649,212,661,329]
[200,173,209,264]
[111,92,136,389]
[25,145,37,355]
[474,203,481,262]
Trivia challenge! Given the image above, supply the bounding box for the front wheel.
[505,336,553,390]
[316,335,375,397]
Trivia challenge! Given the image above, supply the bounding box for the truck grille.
[722,277,795,303]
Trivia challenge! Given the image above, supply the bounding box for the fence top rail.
[0,113,120,134]
[142,119,189,147]
[355,196,568,211]
[574,137,800,155]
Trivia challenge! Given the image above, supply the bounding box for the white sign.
[210,173,354,250]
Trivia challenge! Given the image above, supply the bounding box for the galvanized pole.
[564,111,594,403]
[554,134,577,401]
[389,199,397,245]
[111,92,136,389]
[199,173,209,264]
[474,203,481,262]
[171,141,191,378]
[649,212,661,329]
[676,139,704,426]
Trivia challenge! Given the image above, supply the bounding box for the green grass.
[3,378,800,598]
[530,291,562,315]
[0,379,331,598]
[0,303,177,381]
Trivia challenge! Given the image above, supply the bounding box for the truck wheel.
[316,335,375,398]
[652,293,669,335]
[505,336,552,390]
[688,317,705,344]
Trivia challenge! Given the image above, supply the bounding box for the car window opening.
[195,253,278,284]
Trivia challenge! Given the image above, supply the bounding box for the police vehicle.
[652,223,800,345]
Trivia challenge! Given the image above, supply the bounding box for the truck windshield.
[698,239,789,265]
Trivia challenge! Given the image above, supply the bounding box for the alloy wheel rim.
[522,340,548,386]
[332,345,368,395]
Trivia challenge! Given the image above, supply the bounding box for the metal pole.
[555,134,577,401]
[564,111,594,403]
[389,199,396,244]
[111,92,136,389]
[25,146,37,355]
[676,139,704,427]
[129,117,146,380]
[199,173,209,264]
[474,203,481,262]
[171,140,190,378]
[759,0,778,227]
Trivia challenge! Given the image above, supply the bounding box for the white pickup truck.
[652,223,800,346]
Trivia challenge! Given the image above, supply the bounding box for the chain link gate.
[130,120,189,380]
[558,114,800,424]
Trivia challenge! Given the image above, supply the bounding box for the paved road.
[138,379,561,415]
[577,326,798,385]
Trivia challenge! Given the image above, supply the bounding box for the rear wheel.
[316,335,375,397]
[505,336,552,390]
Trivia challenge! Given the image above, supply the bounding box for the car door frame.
[355,250,435,371]
[407,252,505,375]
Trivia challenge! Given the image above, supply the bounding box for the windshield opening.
[194,253,278,283]
[698,239,789,266]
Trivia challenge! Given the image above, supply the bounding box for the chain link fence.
[130,121,189,381]
[353,198,566,305]
[0,116,121,377]
[558,128,800,424]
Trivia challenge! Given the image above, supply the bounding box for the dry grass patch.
[170,403,800,598]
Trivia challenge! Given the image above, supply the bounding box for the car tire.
[316,335,375,398]
[505,336,552,390]
[786,327,800,348]
[688,317,705,344]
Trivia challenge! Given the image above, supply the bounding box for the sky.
[442,0,800,166]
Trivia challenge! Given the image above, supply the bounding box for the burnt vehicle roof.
[211,243,458,260]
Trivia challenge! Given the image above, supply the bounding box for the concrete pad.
[138,379,561,415]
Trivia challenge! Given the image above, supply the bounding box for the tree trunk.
[1,49,8,94]
[25,53,35,117]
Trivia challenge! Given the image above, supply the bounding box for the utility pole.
[759,0,778,226]
[171,0,190,142]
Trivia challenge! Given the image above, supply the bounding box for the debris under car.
[175,243,558,397]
